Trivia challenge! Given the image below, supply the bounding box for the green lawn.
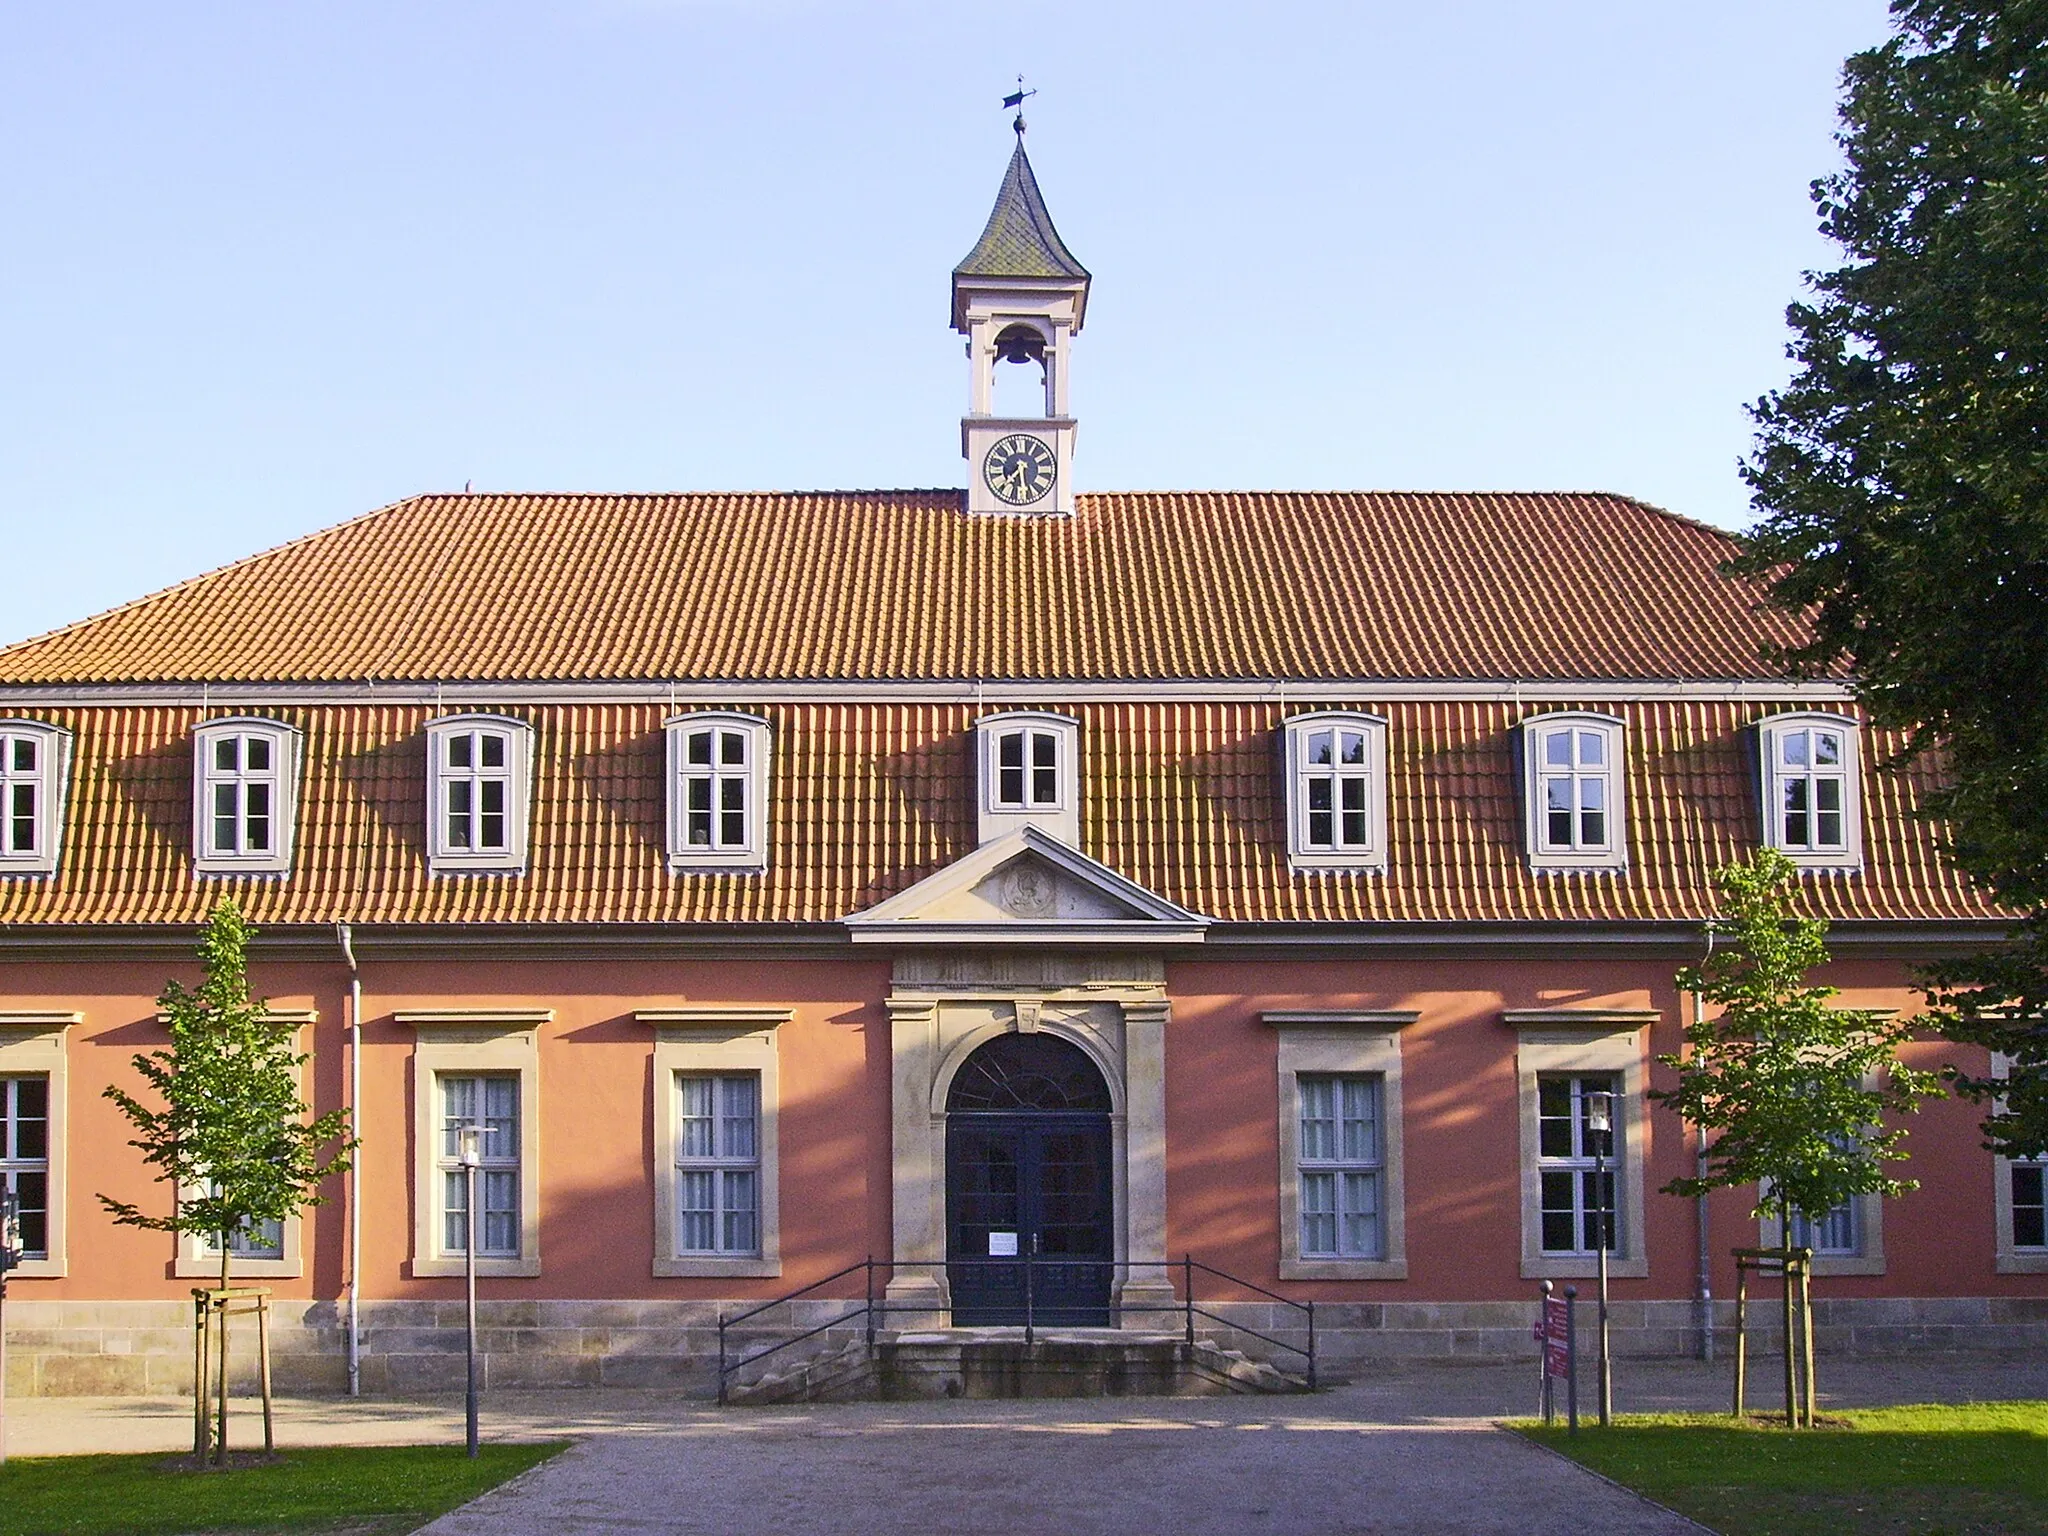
[1517,1402,2048,1536]
[0,1442,568,1536]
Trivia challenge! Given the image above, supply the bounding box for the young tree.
[1656,851,1940,1246]
[101,900,355,1457]
[1728,2,2048,1150]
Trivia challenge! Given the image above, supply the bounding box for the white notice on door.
[988,1231,1019,1256]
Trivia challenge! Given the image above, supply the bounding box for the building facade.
[0,144,2041,1396]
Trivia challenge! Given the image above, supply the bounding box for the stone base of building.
[7,1296,2048,1397]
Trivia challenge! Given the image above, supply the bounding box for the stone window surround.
[190,716,303,877]
[883,954,1172,1328]
[1755,710,1864,871]
[1508,1009,1655,1279]
[0,720,73,878]
[402,1009,548,1278]
[171,1009,316,1280]
[1752,1042,1892,1278]
[663,711,772,873]
[1518,711,1628,874]
[424,713,536,876]
[0,1012,76,1278]
[639,1006,789,1278]
[1265,1009,1416,1280]
[1279,712,1390,873]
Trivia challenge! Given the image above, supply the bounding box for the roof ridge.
[0,492,429,659]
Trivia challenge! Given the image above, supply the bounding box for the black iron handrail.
[715,1255,1317,1404]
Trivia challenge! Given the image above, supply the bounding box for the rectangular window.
[995,729,1060,809]
[443,731,512,853]
[1538,729,1610,851]
[1296,1073,1383,1259]
[1788,1201,1860,1257]
[0,725,67,871]
[1537,1073,1621,1255]
[0,1075,49,1260]
[1301,727,1373,851]
[439,1074,521,1258]
[675,1073,761,1256]
[681,727,754,850]
[201,731,281,858]
[1777,726,1848,851]
[2015,1161,2047,1251]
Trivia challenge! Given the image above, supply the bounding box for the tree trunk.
[215,1238,231,1465]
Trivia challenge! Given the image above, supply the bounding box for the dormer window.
[426,715,533,874]
[665,713,771,872]
[0,721,70,877]
[192,718,300,875]
[974,711,1080,846]
[1521,713,1627,872]
[1758,713,1861,868]
[1282,713,1388,871]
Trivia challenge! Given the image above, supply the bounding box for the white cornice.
[0,678,1857,709]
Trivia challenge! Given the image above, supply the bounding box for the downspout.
[1694,922,1716,1364]
[336,921,362,1397]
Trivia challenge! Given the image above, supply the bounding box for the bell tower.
[953,126,1090,516]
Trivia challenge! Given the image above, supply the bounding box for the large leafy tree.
[1730,1,2048,1152]
[1656,851,1940,1230]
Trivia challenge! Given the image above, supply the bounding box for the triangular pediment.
[844,828,1208,946]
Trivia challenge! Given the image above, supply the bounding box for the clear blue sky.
[2,1,1890,647]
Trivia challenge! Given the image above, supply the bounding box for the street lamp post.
[1585,1088,1616,1428]
[0,1190,20,1467]
[458,1124,482,1459]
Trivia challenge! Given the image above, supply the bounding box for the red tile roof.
[0,492,1814,687]
[0,700,1993,928]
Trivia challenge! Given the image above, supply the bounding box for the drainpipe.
[336,921,362,1397]
[1694,923,1716,1364]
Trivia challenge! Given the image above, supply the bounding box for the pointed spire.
[953,142,1091,287]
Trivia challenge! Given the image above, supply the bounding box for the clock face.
[982,433,1057,506]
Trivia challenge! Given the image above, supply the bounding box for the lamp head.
[1584,1089,1614,1137]
[457,1125,484,1169]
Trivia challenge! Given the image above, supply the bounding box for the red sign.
[1540,1295,1570,1379]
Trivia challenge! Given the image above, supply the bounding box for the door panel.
[946,1114,1112,1325]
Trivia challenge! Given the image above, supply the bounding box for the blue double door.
[945,1112,1114,1326]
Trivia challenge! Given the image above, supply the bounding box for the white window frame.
[425,714,534,874]
[0,721,72,878]
[0,1012,75,1278]
[401,1011,547,1277]
[1760,1186,1885,1278]
[1989,1055,2048,1274]
[642,1007,786,1278]
[1267,1010,1412,1280]
[664,712,771,872]
[191,718,301,876]
[974,711,1080,846]
[1281,712,1389,872]
[1520,712,1627,873]
[1757,712,1863,870]
[1509,1010,1654,1278]
[173,1009,314,1278]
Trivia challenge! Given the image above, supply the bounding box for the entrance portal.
[945,1033,1114,1325]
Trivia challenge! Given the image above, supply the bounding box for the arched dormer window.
[425,714,534,874]
[0,720,72,877]
[192,717,302,875]
[664,712,771,872]
[974,711,1079,846]
[1520,712,1627,873]
[1756,712,1862,869]
[1281,712,1389,872]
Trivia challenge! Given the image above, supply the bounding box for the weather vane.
[1003,76,1036,138]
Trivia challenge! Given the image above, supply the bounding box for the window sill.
[0,863,58,879]
[667,856,768,875]
[1808,1255,1885,1277]
[1997,1252,2048,1275]
[1,1257,63,1279]
[1520,1255,1648,1280]
[1279,1258,1407,1281]
[1526,857,1629,876]
[413,1255,542,1278]
[174,1255,303,1280]
[1286,854,1386,875]
[655,1256,783,1278]
[425,860,529,877]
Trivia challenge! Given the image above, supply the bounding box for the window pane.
[447,781,472,847]
[10,738,34,773]
[444,1170,469,1254]
[442,1075,477,1155]
[724,1170,759,1254]
[1782,730,1809,767]
[483,1172,519,1255]
[448,735,472,769]
[1581,1169,1614,1252]
[1540,1170,1577,1252]
[998,733,1023,769]
[1814,731,1841,766]
[678,1171,715,1251]
[720,730,745,766]
[479,780,505,848]
[1340,1170,1380,1258]
[1307,730,1333,767]
[1577,730,1605,768]
[11,1171,46,1256]
[686,730,712,766]
[1340,1077,1378,1162]
[1298,1077,1334,1160]
[1031,732,1057,769]
[246,783,270,851]
[214,784,239,852]
[1543,731,1572,768]
[1579,809,1605,847]
[721,1076,758,1158]
[998,765,1024,805]
[483,1078,518,1157]
[8,783,32,853]
[214,738,239,772]
[1300,1171,1336,1256]
[679,1077,715,1157]
[1340,778,1366,811]
[1538,1078,1573,1157]
[2014,1165,2046,1248]
[719,779,746,845]
[480,734,506,769]
[1339,731,1365,766]
[1816,778,1842,812]
[247,737,271,772]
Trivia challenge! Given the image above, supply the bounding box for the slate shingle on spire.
[952,142,1090,329]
